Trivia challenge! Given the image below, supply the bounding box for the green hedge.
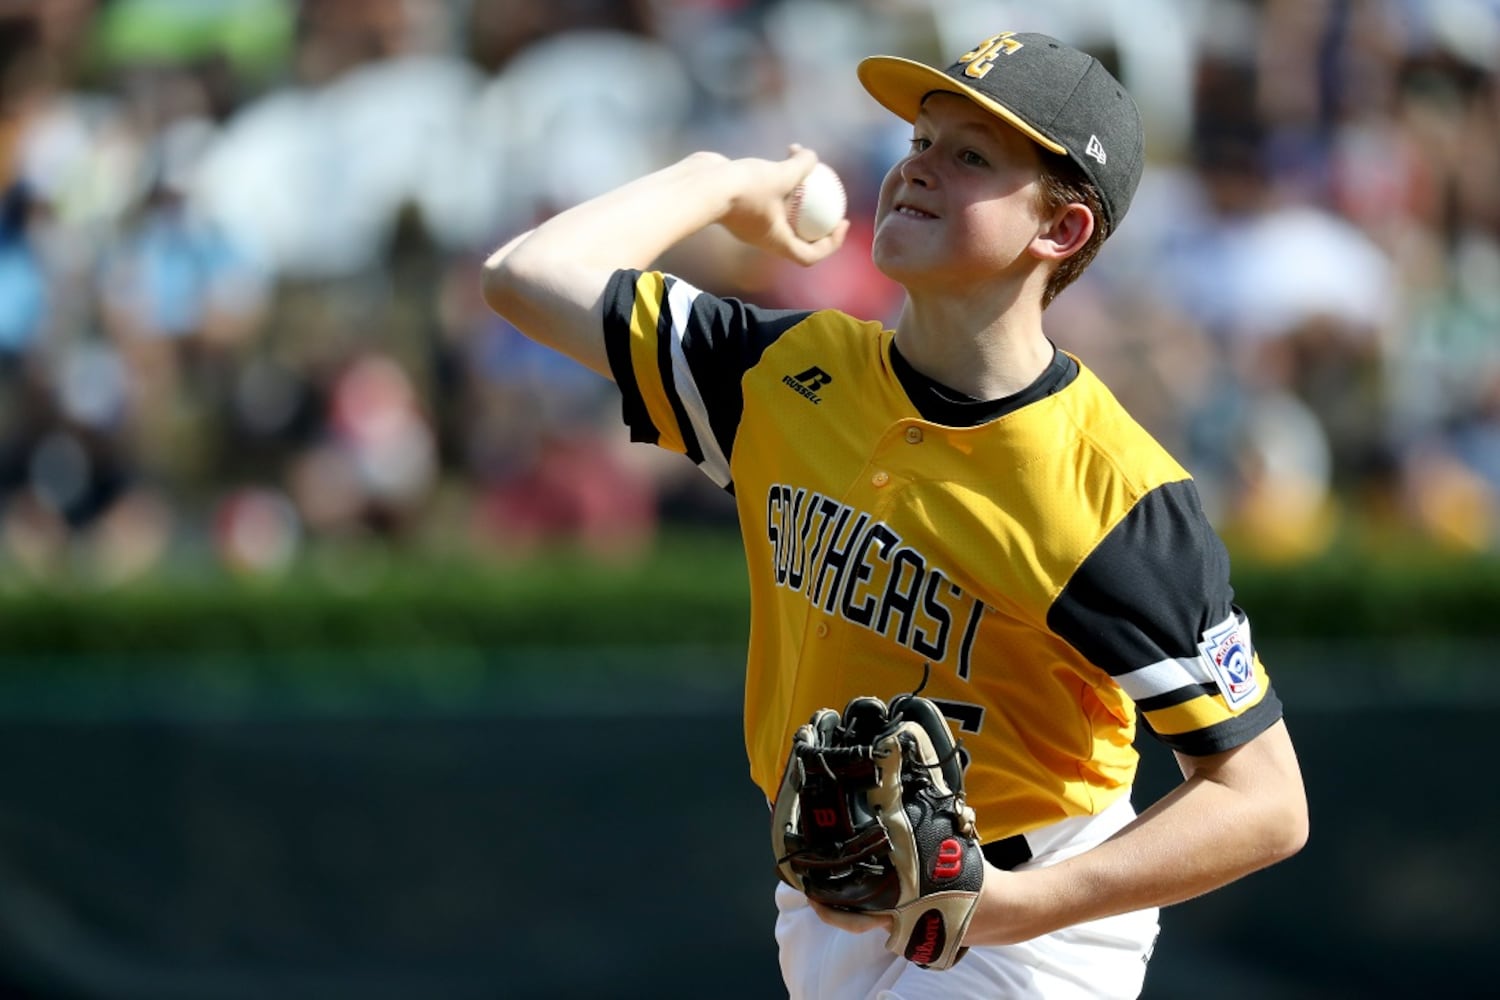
[0,530,1497,661]
[0,532,751,660]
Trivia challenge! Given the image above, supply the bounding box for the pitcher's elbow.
[1270,787,1310,863]
[1284,802,1310,859]
[480,253,520,320]
[479,231,541,321]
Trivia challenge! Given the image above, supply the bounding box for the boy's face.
[871,92,1049,292]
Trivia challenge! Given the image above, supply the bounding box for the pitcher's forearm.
[965,720,1308,945]
[487,152,738,281]
[478,153,736,375]
[480,148,846,378]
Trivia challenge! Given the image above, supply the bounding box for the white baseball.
[788,162,847,242]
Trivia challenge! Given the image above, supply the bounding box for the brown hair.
[1034,152,1111,308]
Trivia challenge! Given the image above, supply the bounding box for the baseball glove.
[770,688,984,971]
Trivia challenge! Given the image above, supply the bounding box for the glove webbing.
[779,745,890,868]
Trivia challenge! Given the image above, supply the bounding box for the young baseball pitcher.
[482,30,1308,1000]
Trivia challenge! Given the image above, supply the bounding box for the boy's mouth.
[893,201,937,219]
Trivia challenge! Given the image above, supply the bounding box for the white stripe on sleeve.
[1113,653,1218,703]
[666,278,733,488]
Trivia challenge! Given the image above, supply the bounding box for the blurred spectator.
[0,181,46,356]
[99,121,271,346]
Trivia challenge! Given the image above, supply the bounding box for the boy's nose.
[900,157,932,187]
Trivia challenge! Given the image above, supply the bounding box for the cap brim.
[856,55,1067,156]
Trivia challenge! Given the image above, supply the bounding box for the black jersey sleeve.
[601,269,812,488]
[1046,478,1283,756]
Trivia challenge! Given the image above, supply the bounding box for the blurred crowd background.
[3,0,1500,588]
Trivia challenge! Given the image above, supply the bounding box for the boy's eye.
[908,137,987,167]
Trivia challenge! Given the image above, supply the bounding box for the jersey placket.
[794,419,932,701]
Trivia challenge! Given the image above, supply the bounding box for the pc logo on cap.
[857,32,1145,231]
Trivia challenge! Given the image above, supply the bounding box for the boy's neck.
[892,293,1054,402]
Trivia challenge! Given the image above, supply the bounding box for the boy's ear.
[1031,203,1095,261]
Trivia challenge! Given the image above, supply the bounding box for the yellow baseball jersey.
[601,269,1282,844]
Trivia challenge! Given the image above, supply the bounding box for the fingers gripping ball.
[771,691,984,971]
[787,162,847,242]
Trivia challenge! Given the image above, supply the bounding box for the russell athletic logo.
[783,366,833,404]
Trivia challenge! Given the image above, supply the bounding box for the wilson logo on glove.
[906,910,946,967]
[769,679,985,971]
[932,838,964,880]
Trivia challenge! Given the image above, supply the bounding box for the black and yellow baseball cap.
[858,32,1144,231]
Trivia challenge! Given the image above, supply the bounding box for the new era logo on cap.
[857,32,1145,230]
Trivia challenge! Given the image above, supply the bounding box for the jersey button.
[905,426,923,444]
[871,470,890,487]
[815,622,829,638]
